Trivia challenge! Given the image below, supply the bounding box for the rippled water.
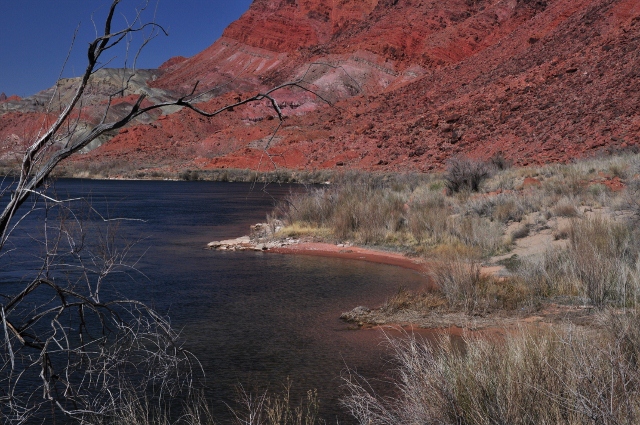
[0,179,429,422]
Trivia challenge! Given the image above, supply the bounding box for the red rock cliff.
[4,0,640,174]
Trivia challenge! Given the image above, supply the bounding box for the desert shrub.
[281,173,410,244]
[489,151,511,171]
[552,197,580,217]
[625,175,640,220]
[569,216,636,306]
[407,190,449,243]
[516,247,580,297]
[466,192,531,223]
[553,225,570,240]
[285,188,334,226]
[431,255,529,313]
[380,287,447,314]
[343,318,640,425]
[465,195,495,217]
[510,223,530,239]
[609,162,628,179]
[541,167,585,197]
[407,205,449,244]
[517,216,640,306]
[444,156,491,194]
[431,257,483,312]
[328,186,406,243]
[180,169,201,181]
[74,158,138,178]
[588,183,608,197]
[496,197,530,222]
[449,215,506,256]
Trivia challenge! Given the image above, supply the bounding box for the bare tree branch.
[0,1,359,422]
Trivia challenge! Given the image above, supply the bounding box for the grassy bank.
[344,311,640,424]
[272,153,640,423]
[272,153,640,313]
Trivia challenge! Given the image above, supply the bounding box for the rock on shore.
[206,221,299,251]
[206,236,300,251]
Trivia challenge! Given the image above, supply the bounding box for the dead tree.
[0,0,341,422]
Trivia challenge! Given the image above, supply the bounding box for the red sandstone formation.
[2,0,639,174]
[159,56,188,70]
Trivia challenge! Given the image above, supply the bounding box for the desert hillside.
[1,0,638,175]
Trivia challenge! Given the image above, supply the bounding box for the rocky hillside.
[1,0,638,174]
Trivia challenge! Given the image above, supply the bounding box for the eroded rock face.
[0,93,6,102]
[3,0,640,174]
[159,56,188,70]
[221,0,382,52]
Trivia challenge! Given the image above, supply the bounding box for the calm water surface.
[1,179,429,422]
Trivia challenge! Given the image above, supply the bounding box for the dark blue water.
[0,179,428,422]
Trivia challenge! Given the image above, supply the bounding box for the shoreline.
[268,242,429,273]
[206,233,430,273]
[207,234,599,332]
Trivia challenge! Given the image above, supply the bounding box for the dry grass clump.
[275,223,333,239]
[449,215,507,255]
[228,385,323,425]
[553,225,570,240]
[510,222,530,240]
[541,168,586,197]
[281,171,443,246]
[568,216,637,306]
[430,256,483,312]
[280,171,511,254]
[465,192,536,223]
[516,247,581,297]
[551,196,580,217]
[285,181,409,244]
[380,287,447,314]
[429,255,530,313]
[94,384,324,425]
[492,195,527,222]
[343,312,640,425]
[407,189,450,244]
[516,216,640,306]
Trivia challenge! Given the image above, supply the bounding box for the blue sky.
[0,0,253,97]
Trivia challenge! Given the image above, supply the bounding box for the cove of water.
[0,179,429,423]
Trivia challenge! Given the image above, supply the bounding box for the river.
[0,179,429,423]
